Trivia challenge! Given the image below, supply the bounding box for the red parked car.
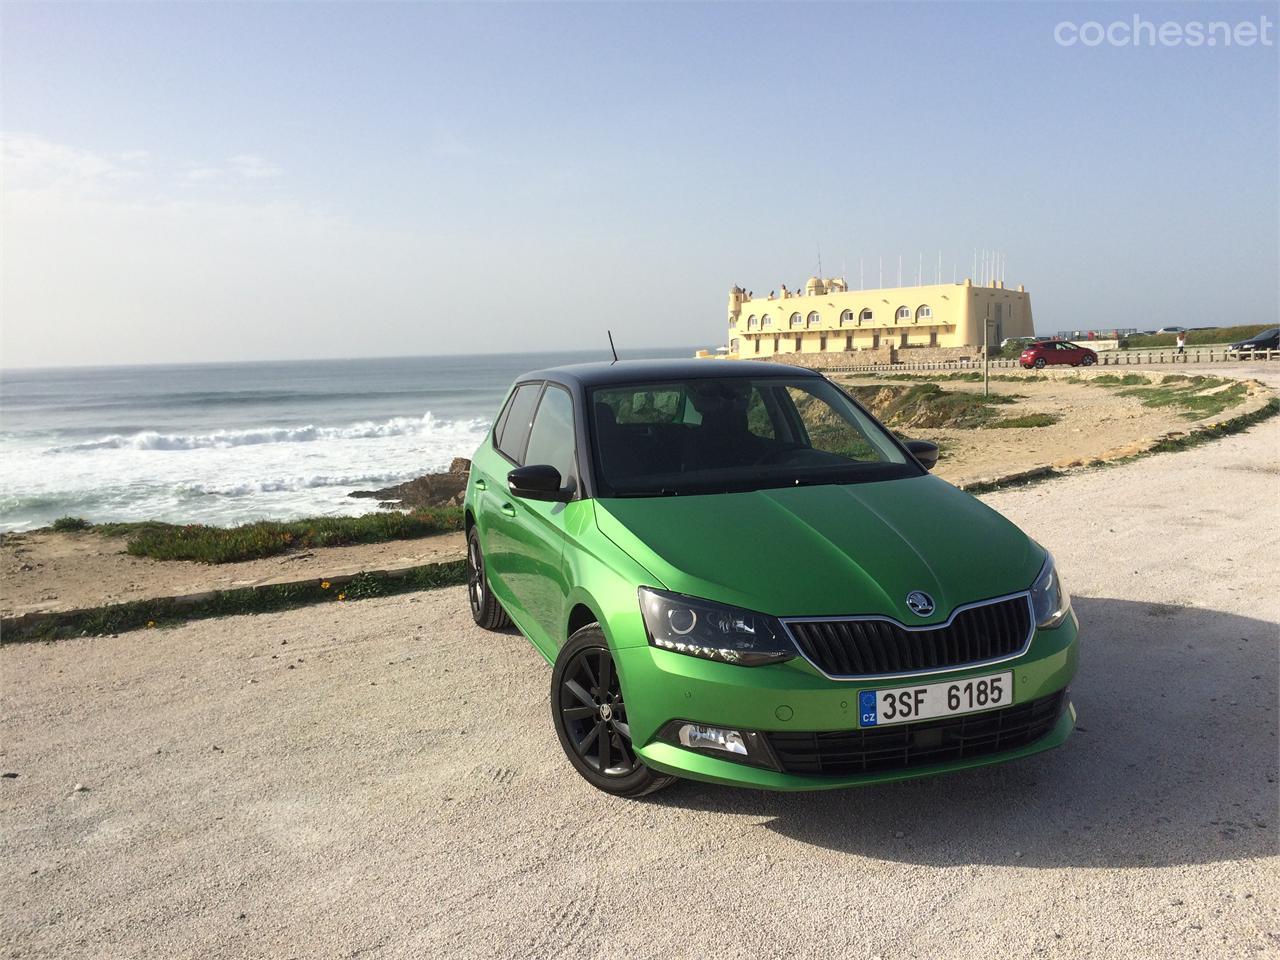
[1020,341,1098,369]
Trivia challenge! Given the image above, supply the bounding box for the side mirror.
[508,464,570,502]
[904,439,939,472]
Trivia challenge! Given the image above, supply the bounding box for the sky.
[2,1,1277,368]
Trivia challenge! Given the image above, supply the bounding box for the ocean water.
[0,349,695,532]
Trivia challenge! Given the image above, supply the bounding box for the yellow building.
[725,276,1035,360]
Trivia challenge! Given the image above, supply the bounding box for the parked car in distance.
[1020,341,1098,369]
[464,359,1078,797]
[1229,327,1279,356]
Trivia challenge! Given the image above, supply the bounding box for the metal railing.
[819,349,1278,374]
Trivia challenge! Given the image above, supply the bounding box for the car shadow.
[648,596,1279,868]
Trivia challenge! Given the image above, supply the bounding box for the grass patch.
[847,382,1016,429]
[1,560,468,644]
[1115,376,1249,420]
[45,509,464,564]
[50,516,91,532]
[1089,374,1151,386]
[986,413,1060,429]
[1122,325,1271,350]
[963,397,1280,494]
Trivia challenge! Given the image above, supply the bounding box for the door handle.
[500,503,517,517]
[475,479,487,491]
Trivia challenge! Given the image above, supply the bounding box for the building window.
[762,314,773,328]
[819,334,827,350]
[773,336,780,352]
[916,304,932,323]
[900,330,909,347]
[730,338,740,353]
[729,317,737,328]
[859,308,873,325]
[755,338,761,354]
[844,334,853,351]
[794,336,802,351]
[790,312,803,328]
[872,331,881,349]
[840,309,854,326]
[929,328,938,347]
[896,305,911,322]
[747,315,757,330]
[807,311,821,327]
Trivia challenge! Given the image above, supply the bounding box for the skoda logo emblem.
[905,591,935,617]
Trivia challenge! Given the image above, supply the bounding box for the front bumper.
[615,610,1079,791]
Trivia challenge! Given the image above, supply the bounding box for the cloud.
[185,166,224,182]
[228,154,282,179]
[1,133,135,192]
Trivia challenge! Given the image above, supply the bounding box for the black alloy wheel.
[1034,357,1047,369]
[1082,354,1096,366]
[467,526,510,630]
[551,626,675,797]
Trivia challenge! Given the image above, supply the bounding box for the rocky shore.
[349,457,471,509]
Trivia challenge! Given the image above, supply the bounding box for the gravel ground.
[2,366,1277,960]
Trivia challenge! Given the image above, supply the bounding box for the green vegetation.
[986,413,1060,429]
[1121,325,1270,350]
[1088,373,1151,386]
[1116,375,1250,420]
[44,509,463,564]
[1,560,468,644]
[50,516,91,532]
[962,398,1280,494]
[848,382,1015,430]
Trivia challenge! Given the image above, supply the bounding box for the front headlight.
[1030,553,1071,628]
[638,588,795,666]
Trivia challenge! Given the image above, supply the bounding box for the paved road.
[3,366,1277,960]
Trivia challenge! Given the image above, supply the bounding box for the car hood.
[593,475,1043,623]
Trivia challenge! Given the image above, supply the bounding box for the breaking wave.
[50,412,488,453]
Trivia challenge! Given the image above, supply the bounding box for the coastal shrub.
[1,559,469,643]
[1116,377,1249,420]
[1090,374,1150,386]
[123,508,464,564]
[50,516,91,532]
[1121,325,1270,350]
[849,382,1015,430]
[986,413,1060,429]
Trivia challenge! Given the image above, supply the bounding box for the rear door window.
[495,383,542,462]
[523,385,577,485]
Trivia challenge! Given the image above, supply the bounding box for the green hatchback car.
[464,359,1077,797]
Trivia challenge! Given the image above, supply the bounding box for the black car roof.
[520,358,822,389]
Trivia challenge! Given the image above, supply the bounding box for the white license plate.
[858,672,1013,727]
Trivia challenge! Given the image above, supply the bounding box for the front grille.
[765,690,1065,776]
[784,595,1032,678]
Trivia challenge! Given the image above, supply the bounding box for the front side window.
[896,305,911,322]
[859,308,873,324]
[840,309,853,326]
[807,311,821,327]
[747,315,758,330]
[523,384,577,485]
[496,383,543,462]
[588,377,917,497]
[790,312,803,328]
[916,304,932,321]
[762,314,773,328]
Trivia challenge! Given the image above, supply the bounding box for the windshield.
[588,377,921,497]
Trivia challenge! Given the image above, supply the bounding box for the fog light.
[677,724,748,756]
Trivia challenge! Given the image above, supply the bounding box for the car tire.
[1082,355,1096,366]
[551,626,676,798]
[1034,357,1047,369]
[466,526,511,630]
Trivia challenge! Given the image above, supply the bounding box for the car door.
[476,381,543,618]
[494,383,577,656]
[1052,342,1073,365]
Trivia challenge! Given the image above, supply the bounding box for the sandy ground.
[835,368,1273,486]
[1,365,1277,959]
[0,531,466,618]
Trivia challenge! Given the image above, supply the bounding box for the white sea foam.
[51,412,486,453]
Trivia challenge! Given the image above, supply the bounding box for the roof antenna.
[607,329,618,363]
